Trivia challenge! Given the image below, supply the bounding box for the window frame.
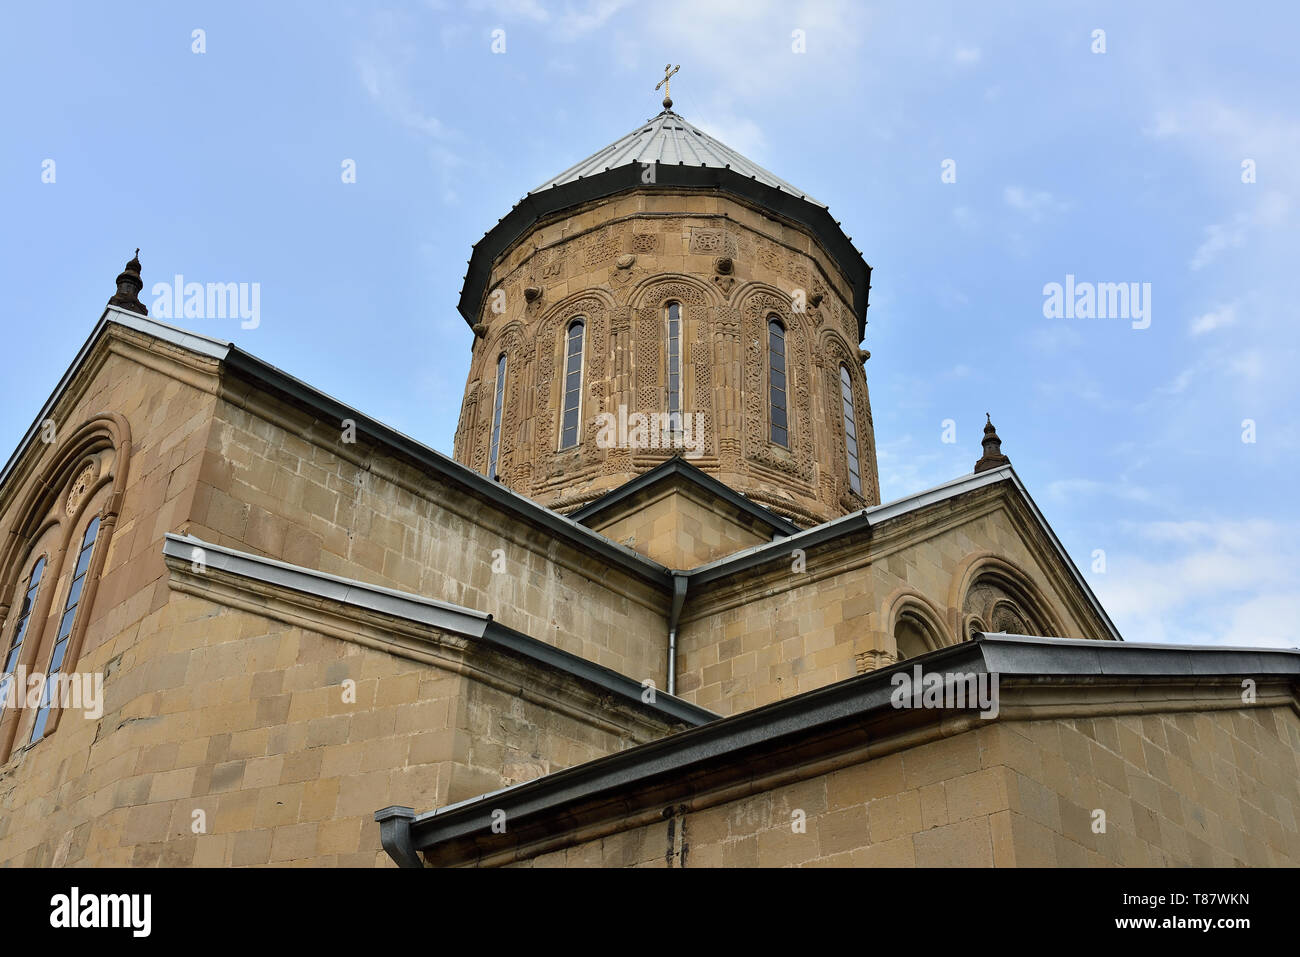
[559,319,585,450]
[488,352,507,480]
[840,364,862,496]
[29,515,101,744]
[0,555,47,710]
[767,317,789,448]
[666,302,683,433]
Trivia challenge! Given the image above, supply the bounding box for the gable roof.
[4,309,1118,640]
[569,455,803,538]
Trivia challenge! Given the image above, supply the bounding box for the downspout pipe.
[375,806,423,868]
[667,574,688,696]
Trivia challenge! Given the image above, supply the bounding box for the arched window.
[30,516,99,742]
[768,318,788,446]
[666,303,682,428]
[488,354,507,480]
[894,617,932,662]
[0,556,46,708]
[840,365,862,495]
[560,320,585,449]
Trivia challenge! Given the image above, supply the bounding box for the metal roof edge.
[686,467,1012,586]
[457,166,870,338]
[218,347,673,589]
[0,307,233,492]
[392,632,1299,859]
[1002,467,1125,642]
[569,456,802,538]
[162,533,715,729]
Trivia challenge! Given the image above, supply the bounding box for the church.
[1,87,1297,868]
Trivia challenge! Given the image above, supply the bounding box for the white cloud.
[1189,215,1247,270]
[1092,519,1300,648]
[1189,303,1236,336]
[1003,186,1067,222]
[356,14,466,203]
[1045,478,1154,504]
[954,47,981,64]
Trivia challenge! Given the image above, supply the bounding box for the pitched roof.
[377,633,1300,866]
[569,455,803,540]
[529,109,825,207]
[161,533,716,729]
[8,310,1119,640]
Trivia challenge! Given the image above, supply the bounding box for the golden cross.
[655,63,680,109]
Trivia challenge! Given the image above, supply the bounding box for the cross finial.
[655,63,680,110]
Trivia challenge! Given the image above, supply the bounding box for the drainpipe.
[667,574,688,696]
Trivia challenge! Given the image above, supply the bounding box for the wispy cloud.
[356,15,466,203]
[1093,519,1300,647]
[1003,186,1068,222]
[1189,303,1236,336]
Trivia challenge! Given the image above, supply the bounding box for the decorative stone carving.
[454,202,876,524]
[690,229,724,254]
[584,229,620,266]
[743,291,814,484]
[66,462,98,517]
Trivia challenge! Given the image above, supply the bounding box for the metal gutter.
[162,533,716,729]
[666,574,688,696]
[385,633,1300,863]
[686,467,1012,587]
[682,465,1124,643]
[219,347,673,590]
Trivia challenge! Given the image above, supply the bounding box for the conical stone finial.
[974,413,1011,473]
[107,248,148,316]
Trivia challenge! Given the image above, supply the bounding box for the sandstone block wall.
[677,495,1105,716]
[503,705,1300,867]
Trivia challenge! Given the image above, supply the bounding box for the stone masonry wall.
[503,705,1300,867]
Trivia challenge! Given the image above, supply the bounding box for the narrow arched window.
[840,365,862,495]
[768,318,788,447]
[0,557,46,708]
[488,354,507,480]
[560,320,585,449]
[30,517,99,742]
[666,303,682,429]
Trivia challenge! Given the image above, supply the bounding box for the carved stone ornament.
[66,462,98,517]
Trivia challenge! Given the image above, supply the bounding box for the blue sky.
[2,1,1296,647]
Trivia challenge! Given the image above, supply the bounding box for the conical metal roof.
[458,107,870,338]
[529,109,825,208]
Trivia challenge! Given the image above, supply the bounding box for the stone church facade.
[1,106,1297,868]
